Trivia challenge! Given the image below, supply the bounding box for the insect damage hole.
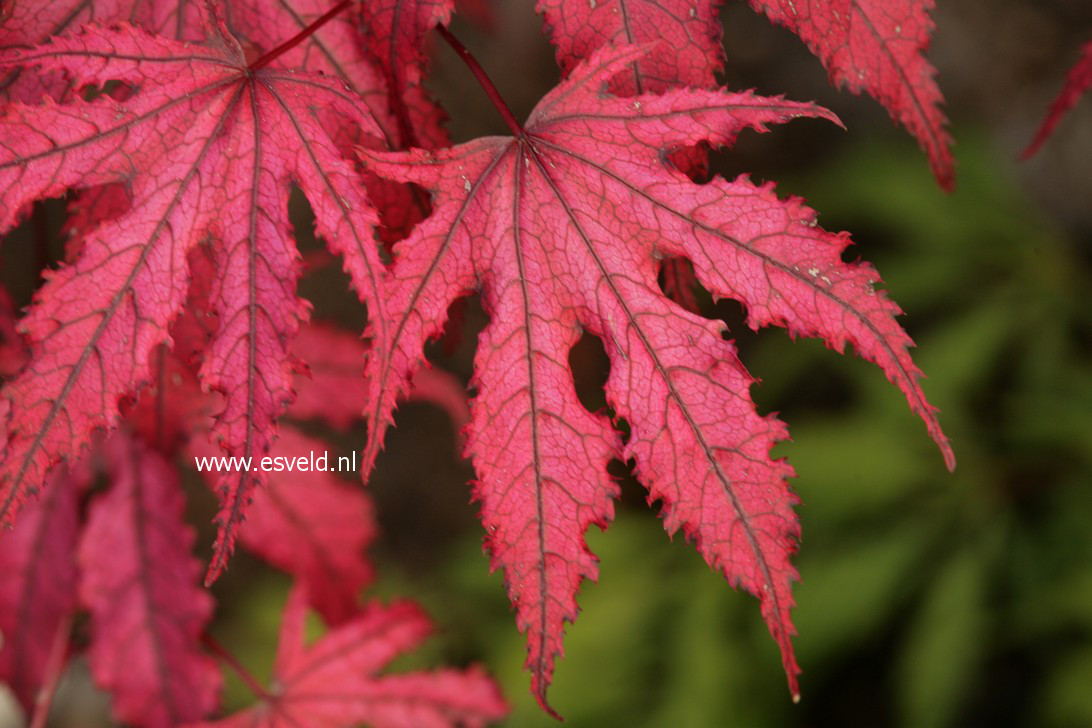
[568,329,610,415]
[657,256,703,314]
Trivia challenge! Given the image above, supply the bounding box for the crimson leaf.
[78,431,221,726]
[361,44,953,710]
[199,585,508,728]
[0,3,388,582]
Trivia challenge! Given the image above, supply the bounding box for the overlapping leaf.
[1023,39,1092,158]
[538,0,724,96]
[199,585,508,728]
[361,0,453,150]
[0,3,388,581]
[288,320,469,438]
[78,431,221,727]
[234,427,376,625]
[538,0,725,310]
[0,0,207,102]
[0,467,78,712]
[748,0,954,188]
[361,45,953,709]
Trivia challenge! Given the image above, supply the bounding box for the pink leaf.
[0,0,207,102]
[78,431,221,727]
[287,322,372,429]
[361,44,953,709]
[1023,39,1092,158]
[361,0,453,149]
[0,467,79,712]
[0,6,389,568]
[236,427,376,625]
[749,0,954,188]
[289,321,469,441]
[219,0,429,241]
[198,585,508,728]
[538,0,724,96]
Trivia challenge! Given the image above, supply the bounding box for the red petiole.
[436,25,525,137]
[249,0,353,71]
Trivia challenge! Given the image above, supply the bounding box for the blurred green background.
[2,0,1089,726]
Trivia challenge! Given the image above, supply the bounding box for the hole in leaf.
[608,456,647,511]
[368,180,431,252]
[0,197,67,308]
[656,256,702,314]
[661,142,714,183]
[292,186,369,331]
[569,329,610,414]
[80,79,132,101]
[710,298,759,351]
[425,293,484,384]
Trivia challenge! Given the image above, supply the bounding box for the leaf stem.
[249,0,354,71]
[436,26,524,137]
[202,633,272,700]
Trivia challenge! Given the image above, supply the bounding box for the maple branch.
[202,634,271,700]
[436,26,524,137]
[29,612,73,728]
[249,0,354,71]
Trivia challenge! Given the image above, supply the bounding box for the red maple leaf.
[0,0,977,720]
[0,0,208,102]
[0,466,79,712]
[748,0,954,189]
[539,0,724,96]
[0,1,389,580]
[199,585,508,728]
[1023,38,1092,158]
[288,320,469,440]
[360,0,453,150]
[361,44,953,710]
[538,0,726,311]
[220,0,432,241]
[192,425,377,625]
[78,431,221,726]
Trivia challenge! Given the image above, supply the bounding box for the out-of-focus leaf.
[897,551,988,728]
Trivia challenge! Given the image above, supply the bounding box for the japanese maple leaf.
[361,45,953,709]
[199,585,508,728]
[538,0,724,96]
[78,431,221,727]
[538,0,725,312]
[0,284,26,377]
[0,1,389,580]
[360,0,453,150]
[219,0,432,241]
[0,467,78,713]
[2,0,426,237]
[0,0,207,102]
[1023,39,1092,158]
[748,0,954,188]
[191,426,377,625]
[289,320,469,441]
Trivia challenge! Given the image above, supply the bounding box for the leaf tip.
[942,442,957,473]
[532,683,564,722]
